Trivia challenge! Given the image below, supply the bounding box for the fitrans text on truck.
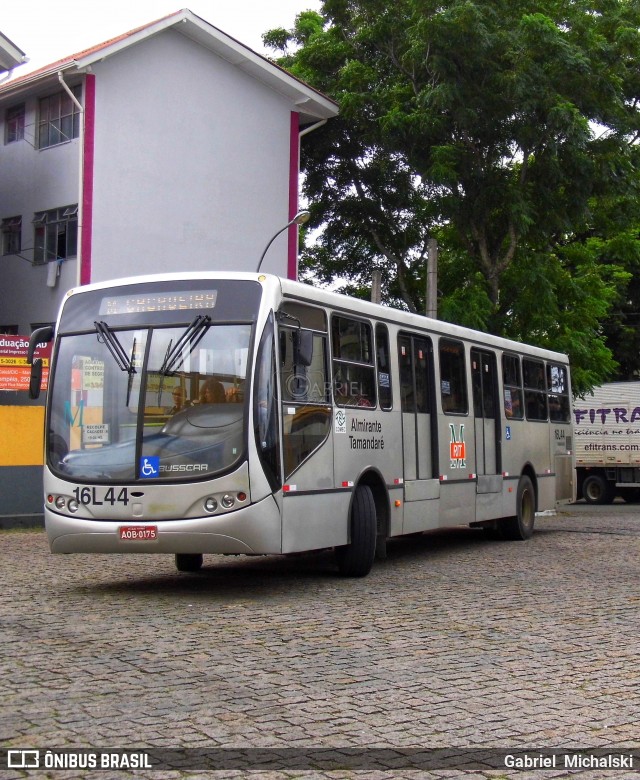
[574,382,640,503]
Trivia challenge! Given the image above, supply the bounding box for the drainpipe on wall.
[58,71,85,287]
[299,119,327,141]
[298,119,328,177]
[288,119,327,279]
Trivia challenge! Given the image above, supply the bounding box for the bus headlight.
[204,497,218,513]
[221,494,235,509]
[67,499,79,513]
[55,496,66,510]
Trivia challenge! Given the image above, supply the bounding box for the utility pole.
[371,268,382,304]
[426,238,438,318]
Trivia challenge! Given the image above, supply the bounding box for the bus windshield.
[48,323,252,482]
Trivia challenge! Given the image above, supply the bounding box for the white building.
[0,8,337,334]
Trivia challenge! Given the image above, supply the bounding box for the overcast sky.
[3,0,321,78]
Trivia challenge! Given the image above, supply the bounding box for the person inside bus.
[167,386,192,415]
[199,377,226,403]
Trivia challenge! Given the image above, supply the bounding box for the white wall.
[89,28,295,282]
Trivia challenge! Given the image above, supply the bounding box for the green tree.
[265,1,640,391]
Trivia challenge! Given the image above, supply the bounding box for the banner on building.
[0,335,51,392]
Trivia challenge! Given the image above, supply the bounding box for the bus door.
[399,334,439,532]
[470,348,502,501]
[276,305,338,553]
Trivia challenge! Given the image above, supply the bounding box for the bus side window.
[503,353,524,420]
[439,339,467,414]
[523,358,548,420]
[281,328,328,404]
[547,363,570,422]
[332,315,376,408]
[376,324,392,411]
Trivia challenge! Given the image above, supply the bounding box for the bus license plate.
[119,525,158,541]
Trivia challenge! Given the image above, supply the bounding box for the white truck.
[574,381,640,503]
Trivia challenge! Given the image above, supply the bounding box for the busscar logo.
[8,750,40,768]
[159,464,208,472]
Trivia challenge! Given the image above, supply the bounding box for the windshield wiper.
[159,315,211,376]
[95,321,136,374]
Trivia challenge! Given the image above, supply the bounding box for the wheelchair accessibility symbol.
[140,456,160,478]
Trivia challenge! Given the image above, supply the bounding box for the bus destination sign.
[99,290,218,315]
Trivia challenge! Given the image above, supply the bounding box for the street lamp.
[256,210,310,273]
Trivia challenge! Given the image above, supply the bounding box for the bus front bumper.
[45,494,282,555]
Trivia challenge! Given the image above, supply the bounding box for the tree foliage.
[265,1,640,393]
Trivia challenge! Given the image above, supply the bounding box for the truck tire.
[335,484,376,577]
[501,475,536,540]
[582,474,614,505]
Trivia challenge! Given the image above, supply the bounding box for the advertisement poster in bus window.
[68,355,105,449]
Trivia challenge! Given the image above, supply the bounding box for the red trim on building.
[287,111,300,280]
[80,74,96,285]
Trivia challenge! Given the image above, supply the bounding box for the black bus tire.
[583,474,614,505]
[502,475,535,540]
[175,553,203,572]
[335,484,377,577]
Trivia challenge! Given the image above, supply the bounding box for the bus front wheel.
[502,475,535,540]
[335,484,377,577]
[175,553,203,572]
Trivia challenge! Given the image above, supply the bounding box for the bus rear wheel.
[502,475,535,540]
[335,484,376,577]
[175,553,203,572]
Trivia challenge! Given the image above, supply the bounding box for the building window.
[1,216,22,255]
[5,104,25,144]
[0,325,18,335]
[38,86,81,149]
[33,206,78,264]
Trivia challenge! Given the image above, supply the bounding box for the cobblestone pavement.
[1,504,639,780]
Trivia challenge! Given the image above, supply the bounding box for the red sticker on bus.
[118,525,158,541]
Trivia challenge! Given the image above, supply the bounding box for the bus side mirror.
[294,330,313,367]
[27,325,53,400]
[29,360,43,399]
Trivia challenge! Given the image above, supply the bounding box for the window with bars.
[38,86,81,149]
[33,206,78,264]
[1,216,22,256]
[5,104,25,144]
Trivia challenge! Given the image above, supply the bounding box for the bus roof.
[61,271,569,364]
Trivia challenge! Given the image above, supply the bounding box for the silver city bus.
[29,272,574,576]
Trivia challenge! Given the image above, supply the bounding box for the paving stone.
[1,505,639,779]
